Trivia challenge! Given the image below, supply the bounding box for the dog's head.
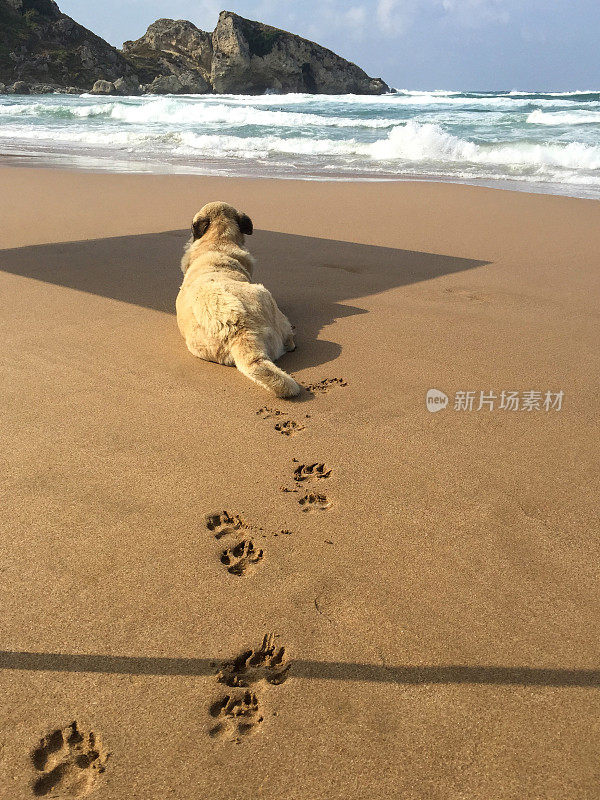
[190,202,253,243]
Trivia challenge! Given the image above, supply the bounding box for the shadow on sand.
[0,650,597,687]
[0,228,490,372]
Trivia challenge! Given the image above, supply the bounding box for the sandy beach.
[0,165,599,799]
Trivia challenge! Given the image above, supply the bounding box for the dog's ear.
[237,212,253,236]
[191,215,210,240]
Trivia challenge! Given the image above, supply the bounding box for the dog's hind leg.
[230,336,301,398]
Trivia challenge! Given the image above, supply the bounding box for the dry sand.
[0,166,599,800]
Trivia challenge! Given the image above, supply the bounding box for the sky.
[60,0,599,91]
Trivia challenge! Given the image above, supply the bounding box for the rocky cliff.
[0,0,136,91]
[0,3,389,95]
[122,19,212,94]
[210,11,388,94]
[124,11,389,95]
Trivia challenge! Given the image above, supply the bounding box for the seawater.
[1,89,600,197]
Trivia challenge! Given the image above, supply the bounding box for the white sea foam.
[396,89,462,96]
[363,122,600,171]
[393,94,598,109]
[527,109,600,125]
[0,124,163,147]
[0,97,397,128]
[2,118,599,175]
[83,99,397,128]
[509,89,600,96]
[175,121,600,174]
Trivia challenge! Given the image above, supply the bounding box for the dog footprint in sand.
[281,461,332,494]
[293,463,332,482]
[256,407,286,420]
[220,539,264,576]
[274,419,305,436]
[206,512,264,576]
[209,691,263,741]
[218,633,290,688]
[31,722,109,798]
[209,635,290,742]
[304,378,347,394]
[298,492,332,512]
[205,511,247,540]
[257,408,307,436]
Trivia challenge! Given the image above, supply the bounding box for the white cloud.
[345,6,368,27]
[439,0,510,26]
[301,1,370,41]
[376,0,414,33]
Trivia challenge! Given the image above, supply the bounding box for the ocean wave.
[2,93,600,194]
[2,119,599,174]
[396,89,462,96]
[527,109,600,125]
[88,98,397,128]
[0,125,163,147]
[509,89,600,97]
[175,122,600,174]
[391,95,599,109]
[0,97,398,129]
[367,121,600,170]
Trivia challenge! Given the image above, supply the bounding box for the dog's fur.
[176,202,301,397]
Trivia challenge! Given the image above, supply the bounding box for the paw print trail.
[208,635,290,742]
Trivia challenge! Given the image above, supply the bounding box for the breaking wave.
[0,97,397,128]
[527,109,600,125]
[366,121,600,170]
[1,90,599,196]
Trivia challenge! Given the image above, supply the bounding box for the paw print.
[209,691,263,740]
[217,633,290,688]
[298,492,332,512]
[274,420,305,436]
[220,539,264,576]
[205,511,247,540]
[293,463,332,482]
[256,407,286,419]
[31,722,109,798]
[304,378,347,394]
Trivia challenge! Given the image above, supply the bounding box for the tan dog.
[176,202,301,397]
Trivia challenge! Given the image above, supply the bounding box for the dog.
[176,202,301,398]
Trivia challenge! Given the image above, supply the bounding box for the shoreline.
[2,164,599,252]
[2,153,600,202]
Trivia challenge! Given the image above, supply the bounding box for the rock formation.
[0,0,137,92]
[0,3,389,95]
[123,11,388,95]
[209,11,388,94]
[122,19,212,94]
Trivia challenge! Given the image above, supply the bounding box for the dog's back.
[176,202,300,398]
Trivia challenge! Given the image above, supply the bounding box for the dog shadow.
[0,228,489,373]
